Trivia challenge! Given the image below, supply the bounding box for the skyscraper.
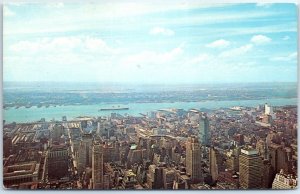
[264,103,273,115]
[78,133,93,174]
[186,136,203,183]
[51,124,64,143]
[162,168,176,189]
[83,133,93,167]
[147,164,164,189]
[199,115,210,146]
[239,148,262,189]
[92,143,103,189]
[209,147,225,183]
[261,160,274,189]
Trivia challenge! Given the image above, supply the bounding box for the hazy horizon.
[3,81,298,87]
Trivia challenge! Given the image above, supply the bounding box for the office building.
[265,103,273,115]
[239,148,262,189]
[147,164,164,189]
[261,160,274,189]
[47,143,69,180]
[162,168,176,189]
[199,115,210,146]
[92,143,103,189]
[78,133,93,174]
[51,124,64,143]
[186,136,203,183]
[209,147,225,183]
[272,170,297,189]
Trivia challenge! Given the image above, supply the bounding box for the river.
[3,98,297,123]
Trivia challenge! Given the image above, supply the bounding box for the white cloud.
[206,39,230,49]
[9,36,119,55]
[122,45,183,68]
[282,36,290,41]
[84,37,119,54]
[48,37,82,51]
[4,6,15,17]
[149,27,175,36]
[250,35,272,45]
[189,53,212,65]
[10,37,82,53]
[85,38,107,50]
[211,22,296,38]
[270,52,297,62]
[219,44,253,58]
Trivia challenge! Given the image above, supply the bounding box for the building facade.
[199,115,210,146]
[272,170,297,189]
[186,136,203,183]
[92,143,104,189]
[47,143,69,180]
[239,148,262,189]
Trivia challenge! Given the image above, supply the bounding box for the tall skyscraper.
[264,103,276,119]
[186,136,203,183]
[268,143,280,173]
[51,124,64,143]
[239,148,262,189]
[261,160,274,189]
[209,147,225,183]
[147,164,164,189]
[269,144,292,174]
[78,133,93,174]
[83,133,93,167]
[199,115,210,146]
[92,143,103,189]
[264,103,272,115]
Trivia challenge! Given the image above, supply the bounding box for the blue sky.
[3,2,298,84]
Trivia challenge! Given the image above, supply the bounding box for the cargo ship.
[99,106,129,111]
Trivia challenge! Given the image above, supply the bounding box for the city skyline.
[3,104,298,189]
[3,2,298,83]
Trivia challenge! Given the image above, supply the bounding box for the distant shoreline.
[3,96,298,110]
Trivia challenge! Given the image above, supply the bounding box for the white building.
[272,169,297,189]
[265,103,273,115]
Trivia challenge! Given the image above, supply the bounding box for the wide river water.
[3,98,297,123]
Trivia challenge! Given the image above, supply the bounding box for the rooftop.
[241,148,258,156]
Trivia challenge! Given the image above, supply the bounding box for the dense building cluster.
[3,104,297,189]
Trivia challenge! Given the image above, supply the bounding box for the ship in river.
[99,105,129,111]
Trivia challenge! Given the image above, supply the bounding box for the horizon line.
[3,81,298,85]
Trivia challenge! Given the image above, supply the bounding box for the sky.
[3,2,298,84]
